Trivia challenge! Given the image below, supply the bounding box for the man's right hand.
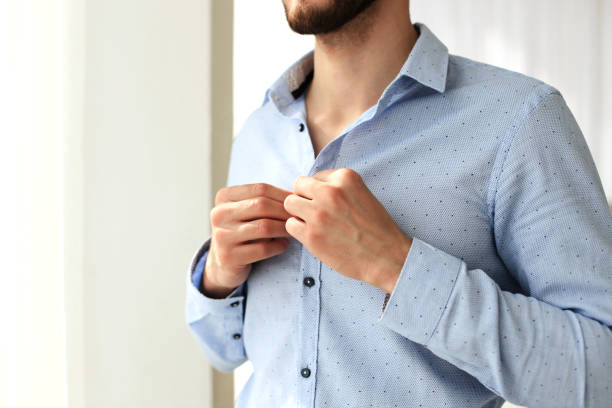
[202,182,294,298]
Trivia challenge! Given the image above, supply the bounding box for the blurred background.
[2,0,610,407]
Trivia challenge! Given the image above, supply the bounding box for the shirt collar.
[263,22,449,112]
[397,22,449,93]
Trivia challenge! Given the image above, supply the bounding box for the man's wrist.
[200,258,237,299]
[370,235,413,294]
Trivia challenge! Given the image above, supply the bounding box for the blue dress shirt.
[185,23,612,408]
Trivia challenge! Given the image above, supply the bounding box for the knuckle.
[252,182,268,197]
[251,196,267,212]
[285,217,296,234]
[236,222,249,236]
[255,219,273,236]
[293,175,306,191]
[311,209,328,226]
[216,247,232,265]
[338,168,361,184]
[212,228,229,244]
[283,194,293,208]
[253,241,269,258]
[215,187,228,205]
[324,185,343,205]
[304,227,319,244]
[209,206,224,226]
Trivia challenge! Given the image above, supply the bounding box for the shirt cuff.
[377,237,462,346]
[185,237,246,324]
[191,244,208,290]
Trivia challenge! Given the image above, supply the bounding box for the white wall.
[81,0,214,406]
[3,0,216,407]
[233,0,313,138]
[4,0,67,405]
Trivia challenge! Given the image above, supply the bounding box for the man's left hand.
[283,168,413,294]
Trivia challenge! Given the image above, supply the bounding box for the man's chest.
[235,101,524,374]
[307,125,336,160]
[234,101,522,286]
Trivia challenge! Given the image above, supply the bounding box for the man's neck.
[304,0,418,130]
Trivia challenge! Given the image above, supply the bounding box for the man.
[185,0,612,407]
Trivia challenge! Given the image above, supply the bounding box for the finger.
[211,196,292,229]
[283,193,314,222]
[310,169,336,182]
[292,175,321,200]
[234,196,293,222]
[236,218,292,242]
[232,237,290,265]
[285,216,307,243]
[216,182,293,205]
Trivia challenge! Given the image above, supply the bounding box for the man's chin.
[283,0,377,36]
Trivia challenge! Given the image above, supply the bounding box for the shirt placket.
[293,113,344,408]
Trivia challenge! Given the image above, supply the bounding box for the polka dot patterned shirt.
[185,22,612,408]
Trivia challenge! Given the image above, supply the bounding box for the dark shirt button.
[230,301,240,307]
[303,277,315,287]
[233,333,241,340]
[300,367,311,378]
[298,123,305,132]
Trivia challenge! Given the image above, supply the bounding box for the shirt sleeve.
[377,89,612,407]
[185,236,248,372]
